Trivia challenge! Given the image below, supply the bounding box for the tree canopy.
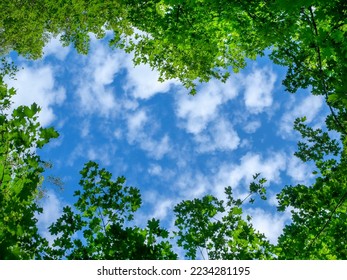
[0,60,58,259]
[46,161,177,260]
[0,0,347,259]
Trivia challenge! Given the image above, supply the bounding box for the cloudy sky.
[6,33,327,248]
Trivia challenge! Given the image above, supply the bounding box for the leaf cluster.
[0,63,58,259]
[46,161,177,260]
[174,175,274,260]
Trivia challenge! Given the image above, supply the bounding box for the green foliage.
[0,1,50,58]
[0,1,261,92]
[174,176,274,260]
[46,161,177,260]
[1,1,346,100]
[1,0,347,260]
[171,118,347,260]
[275,118,347,259]
[0,62,59,259]
[0,0,287,93]
[0,1,345,98]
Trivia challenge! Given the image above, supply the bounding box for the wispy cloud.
[142,190,176,220]
[6,65,66,126]
[286,154,315,185]
[73,41,125,117]
[174,170,211,199]
[86,144,117,166]
[194,117,240,153]
[123,58,179,99]
[175,78,239,134]
[36,190,64,244]
[243,120,262,133]
[245,207,291,244]
[125,109,172,159]
[126,109,148,142]
[243,66,277,114]
[147,164,163,176]
[43,36,70,61]
[212,152,287,198]
[279,94,324,138]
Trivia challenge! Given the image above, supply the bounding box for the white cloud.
[174,171,211,199]
[243,120,261,133]
[75,42,125,117]
[243,67,277,113]
[141,134,171,160]
[213,152,286,198]
[286,154,315,184]
[66,141,117,167]
[6,65,66,126]
[36,190,63,244]
[66,144,84,167]
[71,37,180,121]
[139,189,176,222]
[148,164,163,176]
[245,207,291,244]
[268,193,280,207]
[153,199,174,220]
[87,148,97,160]
[126,109,148,142]
[147,164,178,185]
[90,45,124,85]
[43,36,70,61]
[195,118,240,153]
[113,128,123,139]
[175,78,239,134]
[74,38,179,115]
[175,66,275,136]
[104,30,180,100]
[125,109,171,159]
[239,138,252,149]
[86,145,116,166]
[166,151,287,210]
[279,94,324,138]
[80,120,90,138]
[76,78,118,118]
[123,60,179,99]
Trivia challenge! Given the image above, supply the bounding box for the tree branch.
[305,187,347,253]
[308,6,347,135]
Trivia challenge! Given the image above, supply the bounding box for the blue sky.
[6,33,328,249]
